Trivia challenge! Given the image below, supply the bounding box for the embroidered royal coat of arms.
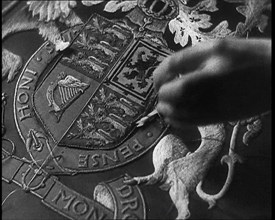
[2,1,271,219]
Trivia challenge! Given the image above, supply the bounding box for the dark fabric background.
[2,1,271,219]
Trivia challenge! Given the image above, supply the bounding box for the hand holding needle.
[136,109,159,127]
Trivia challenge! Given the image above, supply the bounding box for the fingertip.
[156,102,175,118]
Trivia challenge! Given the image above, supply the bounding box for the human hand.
[154,38,271,127]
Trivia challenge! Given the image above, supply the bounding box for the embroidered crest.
[14,14,170,174]
[3,2,271,220]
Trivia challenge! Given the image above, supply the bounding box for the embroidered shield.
[14,14,170,173]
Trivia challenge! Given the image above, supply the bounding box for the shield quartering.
[14,14,171,174]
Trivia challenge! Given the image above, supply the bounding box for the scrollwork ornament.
[80,0,271,46]
[2,0,270,84]
[2,1,271,219]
